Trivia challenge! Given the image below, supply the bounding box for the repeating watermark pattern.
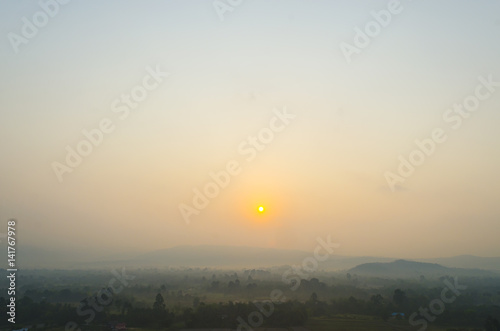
[409,277,467,330]
[7,0,71,54]
[213,0,243,21]
[52,65,169,183]
[340,0,407,64]
[385,74,499,192]
[178,106,296,224]
[237,235,340,330]
[65,268,135,331]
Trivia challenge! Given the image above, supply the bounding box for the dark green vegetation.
[1,267,500,330]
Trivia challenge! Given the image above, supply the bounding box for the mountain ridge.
[7,244,500,271]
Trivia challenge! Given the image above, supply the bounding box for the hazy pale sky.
[1,0,499,260]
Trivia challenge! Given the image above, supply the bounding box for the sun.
[258,206,265,213]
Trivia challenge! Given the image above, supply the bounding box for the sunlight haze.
[1,0,499,263]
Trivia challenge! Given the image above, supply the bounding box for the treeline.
[3,270,500,330]
[2,290,500,330]
[0,294,308,329]
[308,292,500,329]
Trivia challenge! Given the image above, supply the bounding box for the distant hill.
[348,259,496,278]
[418,255,500,271]
[126,247,400,270]
[5,244,500,272]
[320,256,395,271]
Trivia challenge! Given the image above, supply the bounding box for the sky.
[0,0,499,262]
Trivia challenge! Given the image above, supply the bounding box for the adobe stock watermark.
[179,106,296,224]
[7,0,71,54]
[384,74,499,192]
[409,277,467,331]
[213,0,243,21]
[65,268,135,331]
[52,64,169,183]
[237,235,340,330]
[340,0,408,64]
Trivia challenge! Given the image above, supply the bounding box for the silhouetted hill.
[419,255,500,271]
[6,244,500,272]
